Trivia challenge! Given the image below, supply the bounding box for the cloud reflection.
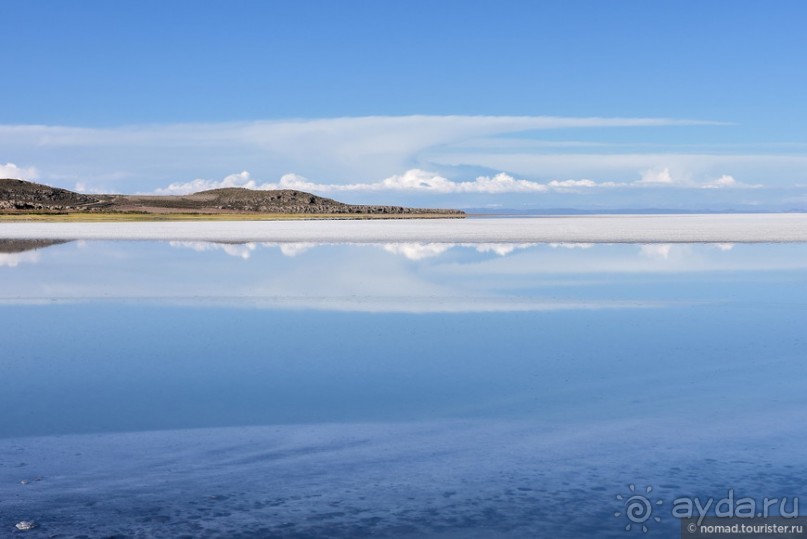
[548,243,594,250]
[169,241,257,260]
[1,240,805,313]
[162,240,761,270]
[263,242,318,257]
[0,251,40,267]
[640,244,673,259]
[0,239,73,267]
[382,243,452,260]
[166,241,548,261]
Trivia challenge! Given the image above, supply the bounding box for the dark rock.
[0,179,465,217]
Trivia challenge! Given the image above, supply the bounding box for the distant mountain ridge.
[0,179,464,216]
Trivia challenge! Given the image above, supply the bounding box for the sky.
[1,0,806,210]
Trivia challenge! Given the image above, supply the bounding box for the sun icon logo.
[614,484,663,533]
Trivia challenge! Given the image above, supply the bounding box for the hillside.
[0,179,464,217]
[0,179,103,210]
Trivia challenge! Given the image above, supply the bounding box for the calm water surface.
[1,239,806,537]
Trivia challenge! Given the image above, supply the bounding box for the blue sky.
[1,1,806,209]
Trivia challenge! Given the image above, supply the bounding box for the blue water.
[1,240,806,537]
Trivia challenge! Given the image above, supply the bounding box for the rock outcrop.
[0,179,464,217]
[0,179,102,211]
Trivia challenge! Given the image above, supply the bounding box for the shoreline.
[0,212,465,222]
[2,214,807,243]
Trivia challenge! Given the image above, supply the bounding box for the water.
[1,239,806,537]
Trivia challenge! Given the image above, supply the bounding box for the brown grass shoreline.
[0,212,467,222]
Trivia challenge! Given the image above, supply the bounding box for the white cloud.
[547,179,627,191]
[74,181,109,194]
[637,166,675,184]
[548,179,597,188]
[0,116,795,206]
[150,169,638,196]
[153,167,759,196]
[350,170,551,193]
[154,170,555,195]
[154,171,256,195]
[710,174,737,187]
[701,174,762,189]
[0,162,37,180]
[429,151,807,192]
[152,167,765,197]
[0,115,724,192]
[0,115,714,150]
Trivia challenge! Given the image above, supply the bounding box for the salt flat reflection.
[167,240,542,260]
[1,239,807,312]
[0,238,72,267]
[2,239,807,538]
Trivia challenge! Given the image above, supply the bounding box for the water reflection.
[0,250,40,267]
[1,240,806,308]
[0,238,748,264]
[0,237,795,266]
[167,241,542,260]
[169,240,258,259]
[0,239,71,267]
[1,239,807,537]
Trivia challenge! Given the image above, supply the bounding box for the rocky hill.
[0,179,464,216]
[0,179,103,211]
